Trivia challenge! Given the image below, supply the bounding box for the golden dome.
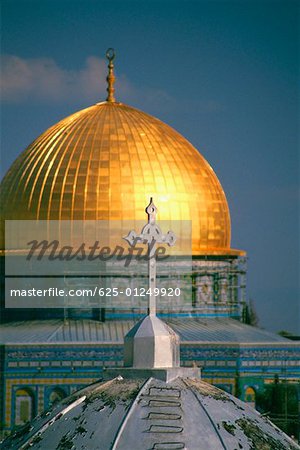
[1,100,244,255]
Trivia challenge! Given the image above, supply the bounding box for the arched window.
[15,388,35,426]
[48,387,67,407]
[245,386,256,407]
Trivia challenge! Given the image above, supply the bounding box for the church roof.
[0,318,294,345]
[2,375,298,450]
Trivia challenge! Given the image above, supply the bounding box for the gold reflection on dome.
[1,101,243,255]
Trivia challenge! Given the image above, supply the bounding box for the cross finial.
[124,198,176,315]
[106,48,116,102]
[146,197,157,224]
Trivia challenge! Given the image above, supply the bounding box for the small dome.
[3,376,298,450]
[1,101,243,255]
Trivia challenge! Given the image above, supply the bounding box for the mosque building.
[0,49,299,438]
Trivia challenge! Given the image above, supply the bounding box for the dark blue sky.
[1,0,299,333]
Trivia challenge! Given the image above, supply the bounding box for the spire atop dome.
[106,48,116,102]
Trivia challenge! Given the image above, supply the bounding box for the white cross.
[123,198,176,315]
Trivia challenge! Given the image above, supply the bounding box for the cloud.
[1,55,225,115]
[0,54,177,111]
[0,54,137,104]
[0,55,225,114]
